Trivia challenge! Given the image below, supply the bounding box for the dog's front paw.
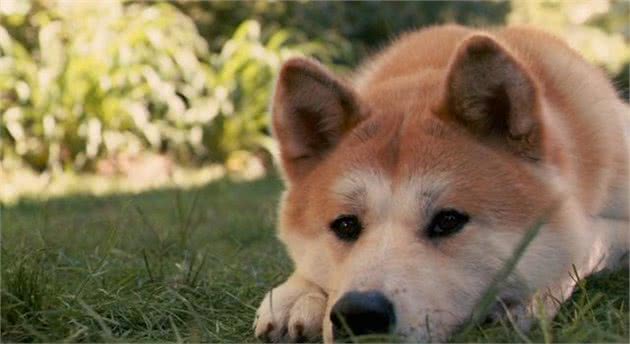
[486,288,568,332]
[254,275,327,343]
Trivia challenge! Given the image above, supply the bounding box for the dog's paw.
[485,291,565,332]
[254,277,327,343]
[485,298,534,330]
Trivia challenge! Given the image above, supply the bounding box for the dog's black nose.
[330,290,396,339]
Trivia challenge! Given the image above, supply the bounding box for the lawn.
[1,175,628,343]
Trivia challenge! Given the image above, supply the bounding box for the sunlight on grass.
[0,164,227,205]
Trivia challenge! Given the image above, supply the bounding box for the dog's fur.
[254,25,629,342]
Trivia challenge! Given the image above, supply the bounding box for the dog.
[253,24,629,342]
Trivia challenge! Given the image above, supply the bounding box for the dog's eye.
[427,209,469,237]
[330,215,362,242]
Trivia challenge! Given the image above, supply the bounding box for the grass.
[1,174,628,343]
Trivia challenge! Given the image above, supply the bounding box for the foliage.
[0,0,327,173]
[508,0,629,74]
[178,0,510,66]
[0,0,627,177]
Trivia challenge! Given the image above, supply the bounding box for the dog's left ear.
[437,34,543,160]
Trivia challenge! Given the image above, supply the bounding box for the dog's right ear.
[272,58,365,181]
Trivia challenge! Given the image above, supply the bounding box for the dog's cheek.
[276,190,336,290]
[281,229,338,290]
[515,229,573,289]
[502,200,592,296]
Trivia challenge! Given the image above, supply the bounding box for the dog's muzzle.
[330,290,396,340]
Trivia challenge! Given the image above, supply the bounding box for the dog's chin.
[381,300,528,344]
[393,330,447,344]
[410,296,532,343]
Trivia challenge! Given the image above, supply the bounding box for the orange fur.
[255,25,629,343]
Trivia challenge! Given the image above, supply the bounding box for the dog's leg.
[494,216,629,332]
[493,284,572,333]
[254,274,327,342]
[593,217,629,272]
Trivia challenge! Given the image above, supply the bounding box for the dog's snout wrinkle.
[330,290,396,340]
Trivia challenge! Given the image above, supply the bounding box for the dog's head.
[272,35,577,342]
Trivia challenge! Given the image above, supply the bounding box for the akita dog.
[254,25,629,342]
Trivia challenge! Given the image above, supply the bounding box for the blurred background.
[1,0,628,204]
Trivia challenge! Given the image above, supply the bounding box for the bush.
[0,0,332,173]
[2,0,626,176]
[178,0,510,66]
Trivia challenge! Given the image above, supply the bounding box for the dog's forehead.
[325,120,540,220]
[329,115,471,201]
[331,168,449,217]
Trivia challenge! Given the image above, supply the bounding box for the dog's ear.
[438,34,543,161]
[272,58,365,181]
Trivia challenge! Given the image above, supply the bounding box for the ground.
[1,175,628,342]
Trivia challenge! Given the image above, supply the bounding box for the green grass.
[1,175,628,342]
